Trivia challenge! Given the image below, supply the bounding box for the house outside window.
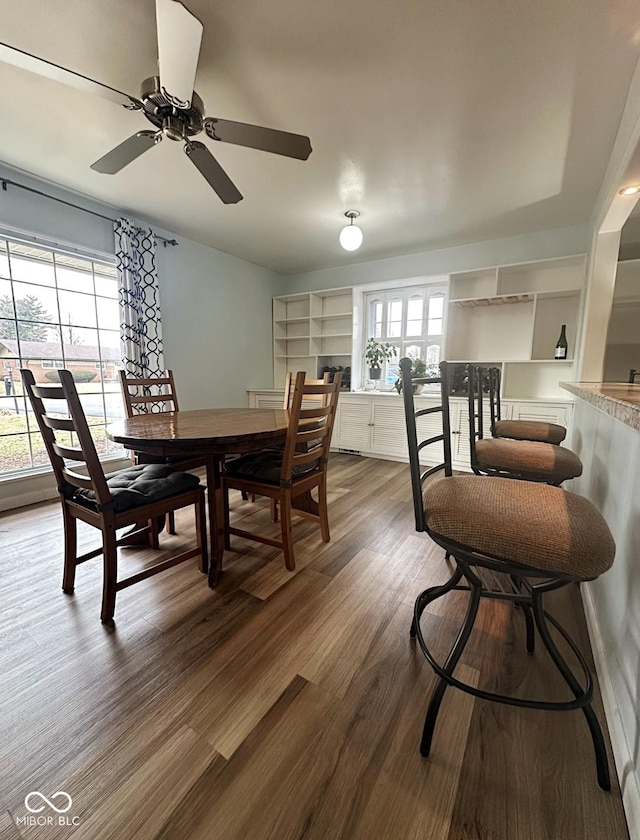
[0,235,124,476]
[364,284,447,388]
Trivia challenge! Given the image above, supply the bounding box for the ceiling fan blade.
[204,118,312,160]
[91,131,160,174]
[184,141,243,204]
[156,0,203,108]
[0,41,141,110]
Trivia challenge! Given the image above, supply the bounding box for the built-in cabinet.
[446,255,585,399]
[266,254,583,469]
[247,390,573,472]
[273,288,353,386]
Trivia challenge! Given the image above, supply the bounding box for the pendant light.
[339,210,363,251]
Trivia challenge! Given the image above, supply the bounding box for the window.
[0,235,124,476]
[364,284,447,388]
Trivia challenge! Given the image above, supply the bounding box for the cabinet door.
[254,393,286,409]
[415,399,448,466]
[370,401,408,458]
[332,399,371,451]
[505,401,570,427]
[452,402,492,469]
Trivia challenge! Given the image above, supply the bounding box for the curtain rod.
[0,178,179,247]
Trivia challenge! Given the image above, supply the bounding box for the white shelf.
[446,254,586,400]
[273,287,354,385]
[274,316,310,325]
[450,294,533,307]
[310,312,353,321]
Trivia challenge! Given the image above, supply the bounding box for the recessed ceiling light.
[619,186,640,196]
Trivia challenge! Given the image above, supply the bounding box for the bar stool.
[400,357,616,790]
[468,365,582,485]
[488,366,567,444]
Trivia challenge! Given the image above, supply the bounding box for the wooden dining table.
[106,407,317,584]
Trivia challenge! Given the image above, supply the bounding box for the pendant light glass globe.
[339,211,363,251]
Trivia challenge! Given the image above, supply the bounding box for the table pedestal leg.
[292,489,318,516]
[205,454,226,586]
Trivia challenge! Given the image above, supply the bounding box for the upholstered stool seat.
[423,475,614,580]
[475,437,582,483]
[494,418,566,445]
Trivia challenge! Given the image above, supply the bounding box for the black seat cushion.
[224,450,319,485]
[69,463,201,513]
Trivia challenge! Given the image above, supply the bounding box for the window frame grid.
[364,284,447,390]
[0,235,121,477]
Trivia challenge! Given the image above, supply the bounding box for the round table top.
[107,407,292,455]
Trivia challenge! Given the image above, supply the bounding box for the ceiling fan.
[0,0,312,204]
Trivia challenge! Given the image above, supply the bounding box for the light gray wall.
[278,223,592,294]
[154,232,278,408]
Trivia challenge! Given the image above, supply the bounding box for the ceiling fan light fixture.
[339,210,363,251]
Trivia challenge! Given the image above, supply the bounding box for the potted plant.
[394,356,428,394]
[365,337,395,380]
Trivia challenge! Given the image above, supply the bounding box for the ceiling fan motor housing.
[140,76,204,138]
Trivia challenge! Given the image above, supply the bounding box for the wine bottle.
[555,324,568,360]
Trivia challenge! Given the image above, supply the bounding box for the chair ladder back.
[467,365,489,473]
[119,369,179,417]
[400,358,453,533]
[59,370,115,506]
[280,371,341,483]
[21,370,69,493]
[488,366,502,436]
[282,372,331,409]
[24,368,114,507]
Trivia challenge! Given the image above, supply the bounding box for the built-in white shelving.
[272,287,353,386]
[445,255,586,399]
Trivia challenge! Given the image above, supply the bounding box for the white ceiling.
[1,0,640,275]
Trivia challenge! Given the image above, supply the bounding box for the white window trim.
[350,276,448,391]
[362,281,448,391]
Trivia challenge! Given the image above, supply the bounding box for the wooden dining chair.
[265,371,331,521]
[282,371,331,408]
[22,369,208,625]
[221,371,342,574]
[119,369,207,531]
[487,366,567,444]
[468,365,582,485]
[400,357,616,789]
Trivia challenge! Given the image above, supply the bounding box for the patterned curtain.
[114,218,165,394]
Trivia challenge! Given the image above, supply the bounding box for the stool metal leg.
[410,565,463,639]
[419,576,482,756]
[531,589,611,791]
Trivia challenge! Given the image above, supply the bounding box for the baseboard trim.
[581,583,640,838]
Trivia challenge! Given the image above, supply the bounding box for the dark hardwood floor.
[0,454,629,839]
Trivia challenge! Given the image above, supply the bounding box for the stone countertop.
[561,382,640,431]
